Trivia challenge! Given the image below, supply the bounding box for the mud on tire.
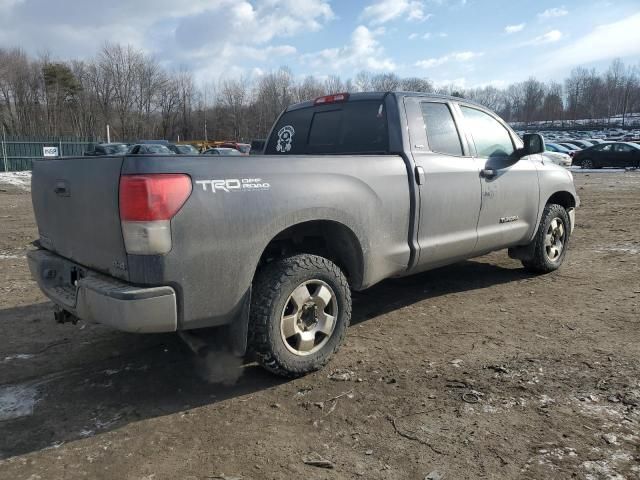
[248,254,351,377]
[521,203,571,274]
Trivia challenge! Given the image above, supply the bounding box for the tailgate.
[31,156,129,280]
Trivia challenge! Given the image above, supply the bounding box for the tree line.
[1,43,639,142]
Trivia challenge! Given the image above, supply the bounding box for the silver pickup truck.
[28,92,578,377]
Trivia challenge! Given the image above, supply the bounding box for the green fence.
[1,135,98,172]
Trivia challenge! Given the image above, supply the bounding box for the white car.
[543,151,572,167]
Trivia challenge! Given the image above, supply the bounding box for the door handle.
[480,168,498,179]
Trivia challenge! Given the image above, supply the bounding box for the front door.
[457,105,540,254]
[404,98,482,271]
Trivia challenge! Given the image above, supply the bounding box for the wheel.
[521,204,571,273]
[581,158,593,169]
[249,254,351,377]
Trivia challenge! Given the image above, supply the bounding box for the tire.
[249,254,351,377]
[521,203,571,274]
[581,158,593,169]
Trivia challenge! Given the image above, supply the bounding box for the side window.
[420,102,463,156]
[460,106,514,158]
[601,144,612,152]
[615,144,633,153]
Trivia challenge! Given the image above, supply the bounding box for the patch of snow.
[582,459,626,480]
[594,245,640,255]
[0,383,40,421]
[0,171,31,191]
[0,254,26,259]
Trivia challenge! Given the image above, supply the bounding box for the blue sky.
[1,0,639,87]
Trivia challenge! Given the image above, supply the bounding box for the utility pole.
[106,124,111,143]
[203,89,208,143]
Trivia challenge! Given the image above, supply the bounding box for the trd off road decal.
[276,125,294,153]
[196,178,270,193]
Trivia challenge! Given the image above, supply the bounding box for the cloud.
[544,12,640,67]
[302,25,396,71]
[361,0,431,25]
[524,30,563,45]
[504,23,525,34]
[538,7,568,18]
[408,32,434,39]
[415,51,483,68]
[0,0,333,80]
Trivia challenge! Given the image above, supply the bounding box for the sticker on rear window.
[276,125,295,153]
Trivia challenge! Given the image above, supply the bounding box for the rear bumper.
[27,249,177,333]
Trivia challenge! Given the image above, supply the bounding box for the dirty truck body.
[28,92,578,376]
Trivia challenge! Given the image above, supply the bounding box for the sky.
[1,0,639,88]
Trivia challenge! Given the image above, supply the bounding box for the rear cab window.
[421,102,463,156]
[265,99,389,155]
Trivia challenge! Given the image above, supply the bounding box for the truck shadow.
[0,259,528,460]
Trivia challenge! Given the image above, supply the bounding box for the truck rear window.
[265,100,389,155]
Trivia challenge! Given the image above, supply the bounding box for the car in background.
[573,142,640,169]
[84,143,129,156]
[202,147,243,156]
[558,143,582,153]
[167,144,199,155]
[585,139,605,145]
[128,144,175,155]
[561,140,594,149]
[543,151,572,167]
[546,142,573,154]
[250,139,265,154]
[217,142,251,155]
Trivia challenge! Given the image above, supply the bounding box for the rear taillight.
[314,92,349,105]
[119,174,192,255]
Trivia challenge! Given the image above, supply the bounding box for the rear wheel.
[249,254,351,377]
[521,203,571,273]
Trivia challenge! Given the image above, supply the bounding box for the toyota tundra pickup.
[28,92,578,377]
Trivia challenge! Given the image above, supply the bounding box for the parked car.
[218,142,251,155]
[558,143,582,153]
[84,143,129,156]
[128,144,175,154]
[168,144,199,155]
[202,147,243,156]
[546,143,574,154]
[27,92,577,377]
[542,151,572,167]
[562,140,594,149]
[573,142,640,169]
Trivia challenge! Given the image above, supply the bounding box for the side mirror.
[523,133,545,155]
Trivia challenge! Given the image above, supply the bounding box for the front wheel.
[249,254,351,377]
[521,203,571,273]
[581,158,593,169]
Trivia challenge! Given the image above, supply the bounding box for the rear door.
[457,104,540,253]
[404,97,482,270]
[31,156,129,279]
[613,143,637,167]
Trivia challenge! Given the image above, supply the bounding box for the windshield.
[147,145,173,154]
[177,145,199,154]
[104,144,128,154]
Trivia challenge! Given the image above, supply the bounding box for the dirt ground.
[0,171,639,480]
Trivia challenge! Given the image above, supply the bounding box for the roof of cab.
[285,91,486,112]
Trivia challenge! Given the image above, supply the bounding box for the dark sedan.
[573,142,640,169]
